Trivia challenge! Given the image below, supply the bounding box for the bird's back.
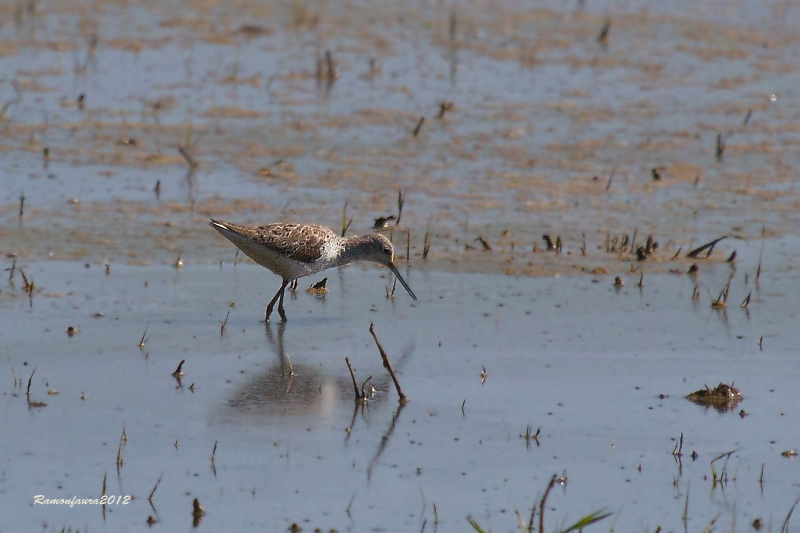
[211,220,338,279]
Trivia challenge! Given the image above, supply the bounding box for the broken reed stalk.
[341,201,352,237]
[396,190,404,226]
[220,310,230,336]
[26,368,35,399]
[172,359,185,377]
[178,146,198,169]
[539,474,558,533]
[148,473,163,505]
[423,230,431,259]
[412,117,425,137]
[345,357,363,401]
[369,323,406,404]
[672,432,683,456]
[606,164,618,190]
[682,482,690,527]
[686,236,727,259]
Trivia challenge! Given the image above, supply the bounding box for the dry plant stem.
[345,357,362,401]
[396,190,405,226]
[682,481,690,528]
[413,117,425,137]
[686,236,727,259]
[606,163,618,190]
[220,311,230,335]
[673,432,684,456]
[172,359,185,377]
[539,474,558,533]
[369,323,406,403]
[26,368,35,398]
[148,473,163,505]
[178,146,198,169]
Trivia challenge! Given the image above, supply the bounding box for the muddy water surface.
[1,0,800,531]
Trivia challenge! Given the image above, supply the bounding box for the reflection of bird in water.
[227,324,417,479]
[210,219,417,322]
[228,324,394,417]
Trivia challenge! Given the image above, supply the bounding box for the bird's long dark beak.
[388,263,417,301]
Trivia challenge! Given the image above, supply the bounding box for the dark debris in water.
[685,382,743,411]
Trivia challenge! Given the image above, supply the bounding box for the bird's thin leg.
[277,279,289,322]
[265,280,288,322]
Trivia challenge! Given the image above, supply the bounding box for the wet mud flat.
[0,0,799,269]
[1,0,800,531]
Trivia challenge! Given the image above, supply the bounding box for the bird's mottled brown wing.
[242,223,335,264]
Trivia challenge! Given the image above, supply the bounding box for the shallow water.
[2,259,800,531]
[2,0,800,531]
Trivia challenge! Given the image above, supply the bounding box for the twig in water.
[539,474,558,533]
[396,190,405,226]
[172,359,185,378]
[341,201,353,237]
[386,277,397,299]
[220,311,230,336]
[716,133,725,162]
[413,117,425,137]
[26,368,35,399]
[741,293,751,308]
[686,236,727,259]
[325,50,338,82]
[710,450,735,486]
[18,193,24,218]
[372,216,395,229]
[178,145,198,169]
[6,259,16,282]
[597,19,611,45]
[138,323,150,349]
[672,433,683,456]
[606,163,618,190]
[682,481,690,528]
[345,357,365,401]
[423,229,431,259]
[369,323,406,403]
